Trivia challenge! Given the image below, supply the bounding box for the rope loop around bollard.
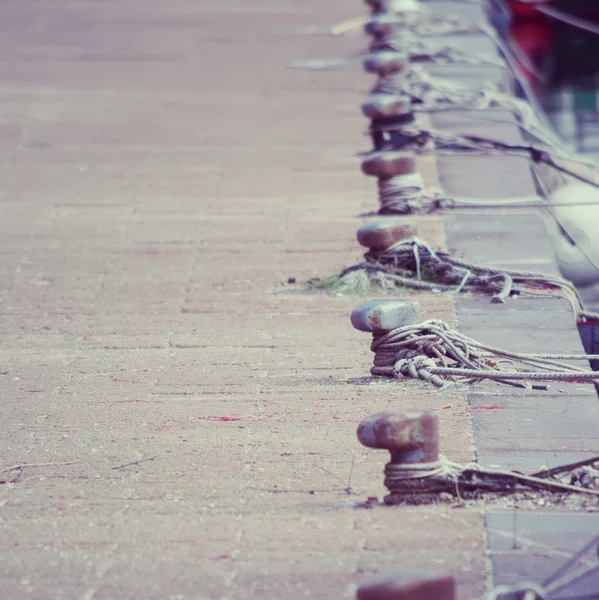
[369,320,599,389]
[350,237,599,321]
[376,173,453,214]
[383,456,599,501]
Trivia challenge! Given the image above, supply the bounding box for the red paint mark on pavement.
[118,399,149,403]
[157,414,277,430]
[472,404,504,410]
[156,421,193,431]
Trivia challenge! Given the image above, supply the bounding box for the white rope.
[289,45,503,71]
[375,15,487,37]
[385,455,599,497]
[377,173,452,213]
[366,125,599,189]
[369,319,599,389]
[370,38,504,68]
[371,65,588,161]
[355,237,597,320]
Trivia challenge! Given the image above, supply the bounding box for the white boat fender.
[547,183,599,287]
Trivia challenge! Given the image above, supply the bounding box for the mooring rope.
[366,125,599,187]
[377,173,452,213]
[385,456,599,497]
[369,38,503,67]
[368,319,599,389]
[335,237,599,322]
[370,65,576,154]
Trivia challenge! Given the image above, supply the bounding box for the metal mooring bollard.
[350,299,421,335]
[357,410,454,504]
[365,14,404,39]
[363,52,409,76]
[364,0,422,17]
[361,151,416,179]
[351,300,421,374]
[357,220,417,252]
[357,570,456,600]
[362,96,415,153]
[364,0,396,15]
[362,94,411,120]
[361,151,424,212]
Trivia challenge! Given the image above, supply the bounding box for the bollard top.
[363,51,409,76]
[357,570,456,600]
[361,151,416,179]
[362,93,412,119]
[365,14,402,37]
[357,220,417,251]
[357,410,439,463]
[350,300,421,333]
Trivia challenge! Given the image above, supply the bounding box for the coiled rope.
[369,319,599,389]
[370,14,487,38]
[336,237,599,322]
[369,64,578,154]
[369,37,504,67]
[377,173,452,213]
[385,456,599,498]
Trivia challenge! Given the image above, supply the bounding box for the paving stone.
[486,510,599,593]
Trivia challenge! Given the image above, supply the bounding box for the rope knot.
[369,319,599,389]
[393,355,442,386]
[431,261,453,276]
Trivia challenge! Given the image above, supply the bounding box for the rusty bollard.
[363,52,409,77]
[357,220,417,252]
[364,0,422,16]
[364,0,397,15]
[362,97,415,153]
[351,299,421,337]
[361,151,423,212]
[357,571,456,600]
[351,299,421,372]
[361,151,416,179]
[365,14,404,39]
[357,410,454,504]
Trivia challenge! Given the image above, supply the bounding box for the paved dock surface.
[1,1,597,598]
